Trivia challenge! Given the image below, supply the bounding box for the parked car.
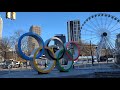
[108,58,114,62]
[100,56,107,62]
[0,62,6,68]
[2,63,12,69]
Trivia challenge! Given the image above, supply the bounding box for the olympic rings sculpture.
[17,32,80,74]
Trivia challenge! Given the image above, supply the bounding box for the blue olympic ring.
[17,32,45,60]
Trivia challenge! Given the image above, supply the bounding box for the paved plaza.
[0,62,120,78]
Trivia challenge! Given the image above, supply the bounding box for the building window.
[74,28,76,30]
[74,31,76,34]
[118,38,120,42]
[74,25,77,27]
[75,38,78,41]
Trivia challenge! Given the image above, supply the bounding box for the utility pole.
[69,43,74,68]
[90,41,94,66]
[106,48,108,64]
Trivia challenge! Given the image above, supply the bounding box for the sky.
[0,12,120,42]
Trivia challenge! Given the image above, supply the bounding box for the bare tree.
[10,30,28,54]
[79,40,96,56]
[10,30,25,48]
[0,37,11,60]
[10,30,28,68]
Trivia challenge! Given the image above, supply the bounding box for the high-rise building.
[115,34,120,64]
[28,25,41,55]
[0,17,3,41]
[0,17,3,61]
[67,20,80,42]
[29,25,41,35]
[54,34,66,45]
[116,34,120,49]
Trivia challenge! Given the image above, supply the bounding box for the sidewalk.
[0,66,32,71]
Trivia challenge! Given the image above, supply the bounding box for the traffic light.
[11,12,16,20]
[6,12,11,19]
[6,12,16,20]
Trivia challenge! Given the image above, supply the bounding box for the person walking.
[73,64,75,69]
[45,62,47,68]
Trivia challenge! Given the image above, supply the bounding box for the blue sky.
[0,12,120,42]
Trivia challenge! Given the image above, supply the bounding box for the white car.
[0,62,6,65]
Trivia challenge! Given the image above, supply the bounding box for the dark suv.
[100,56,107,62]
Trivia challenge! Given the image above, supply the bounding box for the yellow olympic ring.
[32,47,56,74]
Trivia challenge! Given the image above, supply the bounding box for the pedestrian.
[45,62,47,68]
[73,64,74,69]
[38,71,41,74]
[92,56,94,66]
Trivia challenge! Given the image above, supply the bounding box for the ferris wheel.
[80,13,120,63]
